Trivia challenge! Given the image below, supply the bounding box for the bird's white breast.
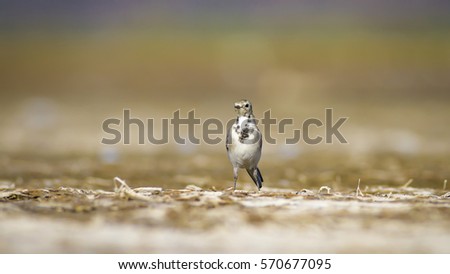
[227,117,262,169]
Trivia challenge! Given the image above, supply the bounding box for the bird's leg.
[233,167,239,191]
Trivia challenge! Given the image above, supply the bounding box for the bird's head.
[234,99,253,117]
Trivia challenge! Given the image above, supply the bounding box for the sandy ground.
[0,103,449,253]
[1,177,449,253]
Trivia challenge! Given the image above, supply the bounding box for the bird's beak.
[234,104,241,109]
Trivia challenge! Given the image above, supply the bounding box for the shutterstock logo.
[101,108,348,145]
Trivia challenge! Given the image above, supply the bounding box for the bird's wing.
[226,126,232,151]
[256,125,263,149]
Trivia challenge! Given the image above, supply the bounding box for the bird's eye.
[245,103,249,108]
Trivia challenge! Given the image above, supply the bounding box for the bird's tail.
[247,168,263,190]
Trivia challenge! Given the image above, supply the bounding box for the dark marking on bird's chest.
[235,116,255,143]
[238,126,252,143]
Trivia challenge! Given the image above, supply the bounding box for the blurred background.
[1,0,449,190]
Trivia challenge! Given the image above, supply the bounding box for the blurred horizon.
[0,1,449,158]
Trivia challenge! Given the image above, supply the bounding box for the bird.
[226,99,264,191]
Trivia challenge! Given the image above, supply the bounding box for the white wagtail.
[226,99,264,191]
